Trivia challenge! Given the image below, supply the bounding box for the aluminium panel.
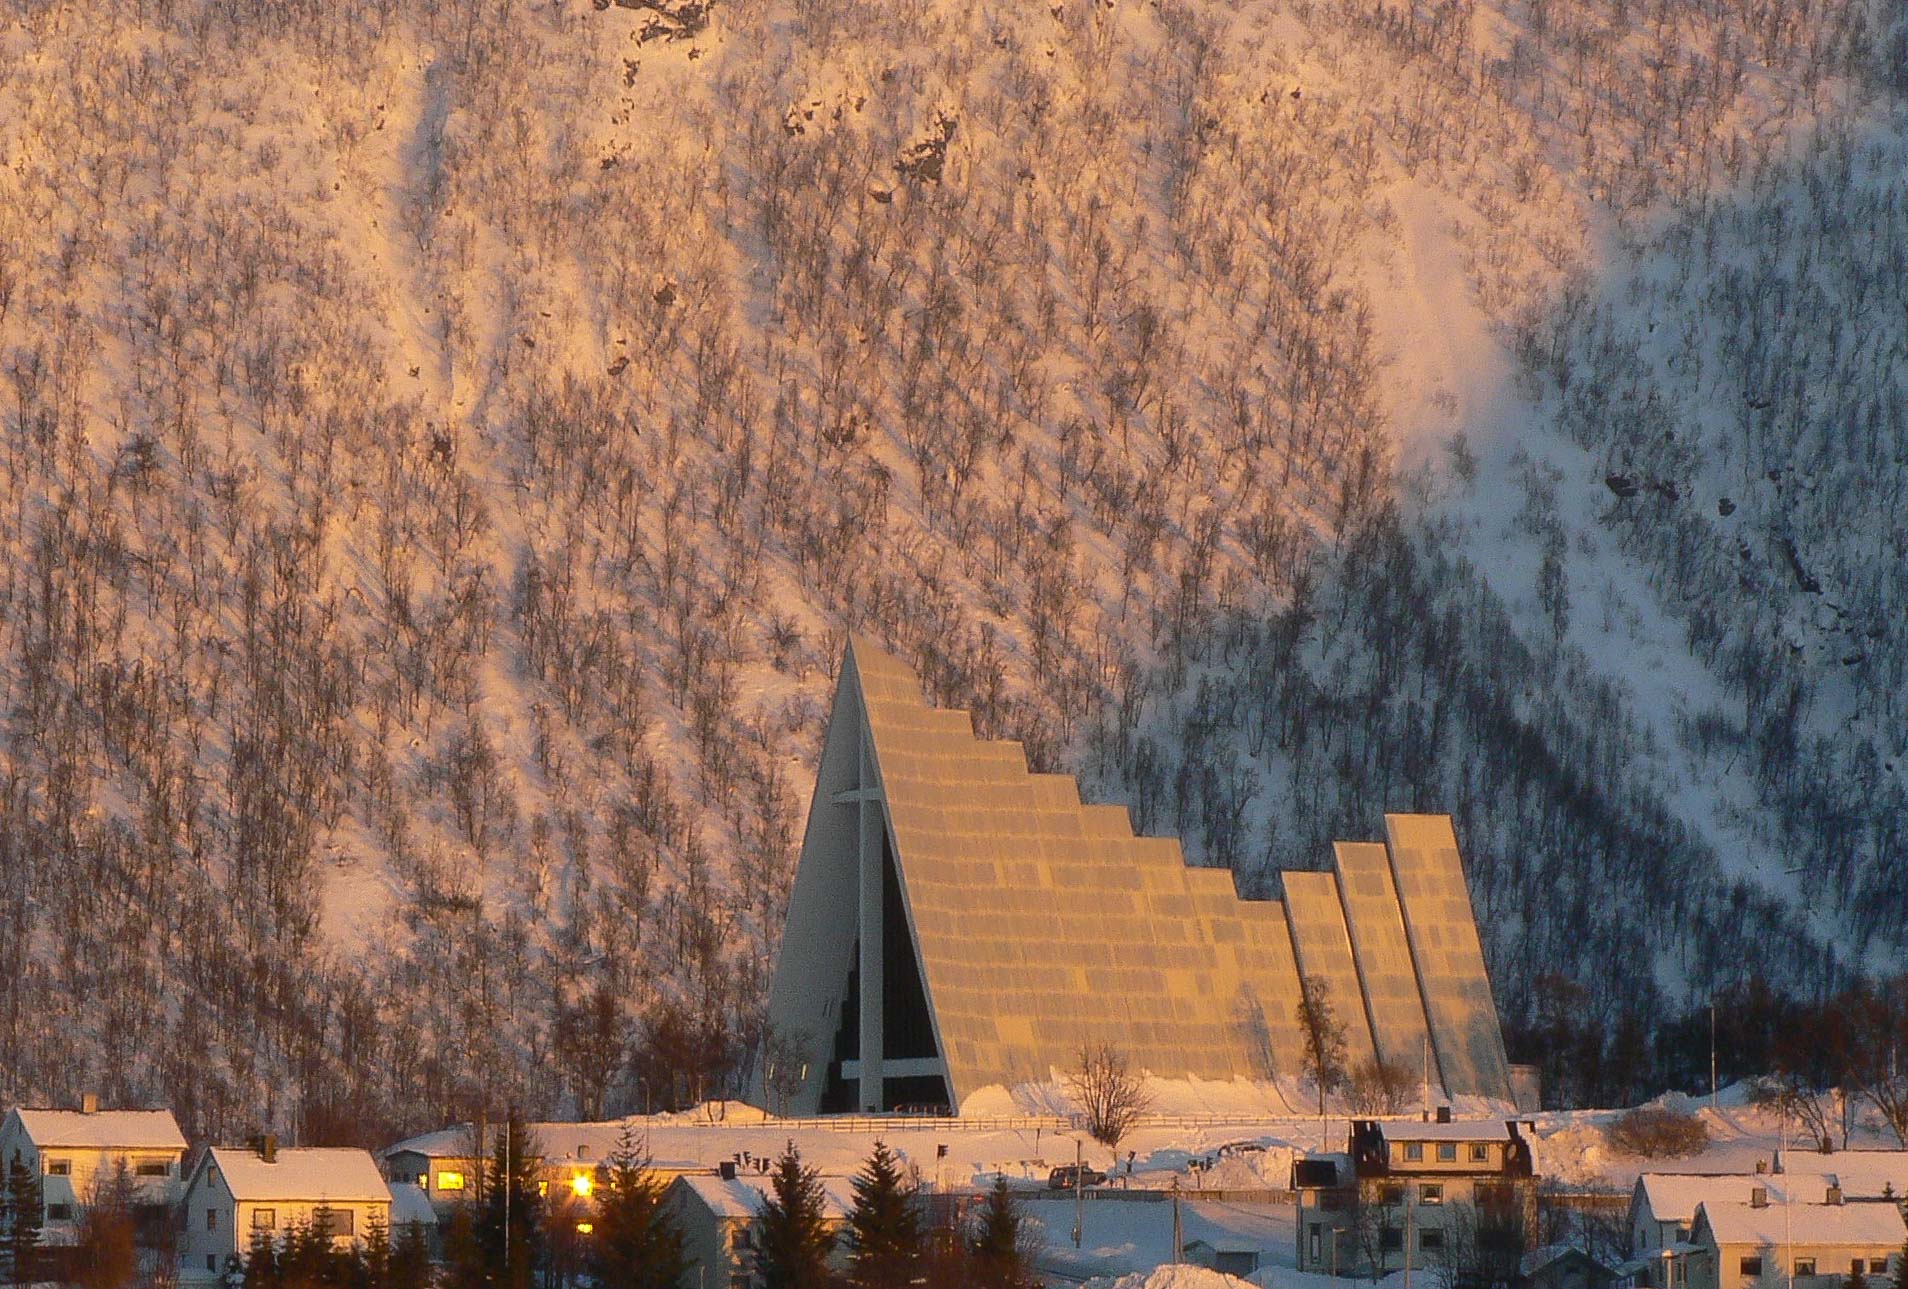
[1332,841,1440,1083]
[1384,813,1512,1102]
[1280,871,1379,1074]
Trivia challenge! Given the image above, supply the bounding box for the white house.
[662,1170,856,1289]
[1684,1196,1905,1289]
[0,1101,187,1245]
[380,1118,699,1212]
[1629,1175,1827,1256]
[177,1141,392,1284]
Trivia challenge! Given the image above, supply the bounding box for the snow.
[1637,1172,1827,1223]
[387,1182,437,1227]
[1087,1269,1260,1289]
[1772,1151,1908,1201]
[204,1147,391,1204]
[1697,1199,1906,1248]
[671,1171,857,1220]
[10,1107,187,1151]
[1375,1119,1517,1142]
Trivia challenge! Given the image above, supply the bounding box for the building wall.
[1690,1241,1898,1289]
[177,1168,389,1284]
[0,1123,183,1243]
[1297,1174,1536,1278]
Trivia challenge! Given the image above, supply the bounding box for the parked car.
[1048,1164,1107,1190]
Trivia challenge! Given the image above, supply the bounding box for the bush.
[1605,1107,1710,1158]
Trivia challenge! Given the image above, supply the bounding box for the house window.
[1871,1261,1890,1275]
[1420,1184,1443,1206]
[1382,1228,1403,1251]
[1380,1183,1405,1205]
[1676,1227,1691,1243]
[731,1226,755,1251]
[1310,1228,1322,1261]
[1794,1259,1815,1277]
[314,1210,355,1239]
[1420,1230,1445,1251]
[136,1161,169,1177]
[436,1171,466,1191]
[253,1209,276,1231]
[207,1209,219,1232]
[46,1203,71,1222]
[1437,1144,1457,1162]
[46,1160,70,1176]
[1741,1257,1764,1276]
[730,1278,751,1289]
[1404,1143,1424,1162]
[1470,1144,1490,1163]
[206,1256,216,1272]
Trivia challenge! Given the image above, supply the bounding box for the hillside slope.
[0,0,1899,1136]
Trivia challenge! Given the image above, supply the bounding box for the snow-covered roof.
[1638,1173,1825,1222]
[1696,1200,1906,1249]
[7,1107,186,1151]
[388,1183,436,1227]
[1522,1244,1612,1277]
[1184,1237,1261,1254]
[1380,1120,1513,1143]
[669,1172,856,1221]
[203,1148,391,1204]
[1776,1151,1908,1199]
[383,1118,693,1170]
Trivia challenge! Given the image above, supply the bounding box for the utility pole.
[1422,1034,1431,1120]
[1073,1139,1084,1250]
[1172,1176,1183,1265]
[1717,1006,1732,1105]
[504,1112,513,1279]
[1404,1198,1413,1289]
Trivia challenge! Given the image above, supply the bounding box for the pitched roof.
[387,1183,437,1227]
[1775,1151,1908,1200]
[1380,1120,1514,1143]
[669,1172,855,1220]
[382,1119,697,1172]
[1638,1174,1825,1223]
[7,1108,186,1151]
[203,1148,391,1204]
[1695,1199,1906,1249]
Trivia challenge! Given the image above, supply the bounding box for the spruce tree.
[844,1141,923,1289]
[4,1151,43,1288]
[477,1115,544,1289]
[755,1143,835,1289]
[968,1176,1029,1289]
[241,1227,282,1288]
[390,1219,432,1288]
[588,1128,687,1289]
[1848,1265,1870,1289]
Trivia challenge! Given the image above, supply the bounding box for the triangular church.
[760,637,1512,1114]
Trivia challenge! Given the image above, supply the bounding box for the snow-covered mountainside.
[0,0,1901,1139]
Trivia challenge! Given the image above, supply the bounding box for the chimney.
[718,1161,737,1181]
[261,1135,277,1164]
[1436,1106,1452,1124]
[80,1093,98,1115]
[1751,1186,1768,1208]
[1756,1160,1768,1175]
[1827,1184,1844,1206]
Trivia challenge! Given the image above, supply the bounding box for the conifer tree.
[4,1151,43,1288]
[360,1212,393,1289]
[755,1142,835,1289]
[844,1141,923,1289]
[390,1220,431,1288]
[241,1227,282,1288]
[1895,1241,1908,1289]
[968,1176,1029,1289]
[477,1115,544,1289]
[1847,1264,1870,1289]
[588,1128,687,1289]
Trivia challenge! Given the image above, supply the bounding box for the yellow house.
[177,1142,392,1284]
[0,1101,187,1244]
[1684,1196,1904,1289]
